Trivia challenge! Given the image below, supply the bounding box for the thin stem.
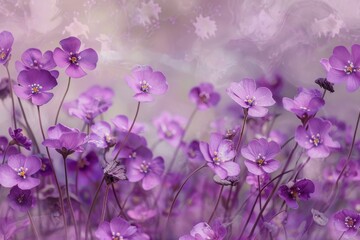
[294,157,311,181]
[281,136,294,149]
[2,145,9,164]
[85,176,105,240]
[337,232,345,240]
[234,110,248,155]
[4,64,17,129]
[223,185,233,220]
[208,185,224,223]
[62,155,79,240]
[165,164,207,228]
[257,176,263,220]
[54,77,71,125]
[113,102,141,161]
[100,184,110,222]
[37,106,67,240]
[27,211,40,240]
[112,184,128,220]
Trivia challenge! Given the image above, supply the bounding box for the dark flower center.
[129,151,137,159]
[289,186,301,199]
[17,166,28,179]
[78,158,89,169]
[244,96,256,107]
[0,52,6,59]
[17,194,25,204]
[309,133,321,147]
[69,52,80,65]
[256,154,266,166]
[140,80,151,93]
[345,216,356,228]
[29,83,42,94]
[140,161,149,173]
[31,59,42,68]
[188,149,196,158]
[344,61,357,75]
[41,163,47,171]
[199,92,209,103]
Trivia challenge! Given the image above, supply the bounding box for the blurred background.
[0,0,359,144]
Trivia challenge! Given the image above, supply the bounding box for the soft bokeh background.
[0,0,359,147]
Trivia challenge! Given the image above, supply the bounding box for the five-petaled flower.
[95,217,137,240]
[333,209,360,238]
[189,82,220,110]
[7,186,33,212]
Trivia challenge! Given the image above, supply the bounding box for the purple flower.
[226,78,275,117]
[42,123,88,156]
[186,140,205,164]
[127,156,164,190]
[95,217,137,240]
[295,118,340,158]
[13,69,57,106]
[189,82,220,110]
[283,88,325,121]
[153,112,185,147]
[0,31,14,65]
[111,132,150,161]
[333,209,360,238]
[179,220,227,240]
[199,133,240,179]
[88,121,116,149]
[8,128,32,151]
[0,154,41,189]
[0,78,11,100]
[127,204,157,222]
[112,114,144,134]
[326,45,360,92]
[15,48,59,78]
[241,138,280,175]
[53,36,98,78]
[278,179,315,209]
[8,186,33,212]
[125,65,168,102]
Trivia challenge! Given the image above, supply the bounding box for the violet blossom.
[189,82,220,110]
[0,31,14,65]
[7,186,33,212]
[95,217,137,240]
[179,220,227,240]
[278,179,315,209]
[88,121,116,149]
[112,114,144,134]
[333,209,360,238]
[8,128,32,151]
[153,111,185,147]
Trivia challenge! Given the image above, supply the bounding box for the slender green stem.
[54,77,71,125]
[27,210,40,240]
[100,184,110,222]
[208,185,224,223]
[62,155,79,240]
[37,106,67,240]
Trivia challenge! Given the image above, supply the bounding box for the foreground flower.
[8,128,32,151]
[278,179,315,209]
[189,82,220,110]
[295,118,340,158]
[199,133,240,179]
[125,65,168,102]
[333,209,360,238]
[241,138,280,175]
[0,31,14,64]
[283,88,325,122]
[42,123,87,157]
[8,186,33,212]
[95,217,137,240]
[13,69,57,106]
[226,79,275,117]
[53,36,98,78]
[127,156,164,190]
[0,154,41,189]
[179,220,227,240]
[326,44,360,92]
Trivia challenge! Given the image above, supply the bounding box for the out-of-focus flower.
[333,209,360,238]
[153,112,185,147]
[199,133,240,179]
[283,88,325,122]
[179,220,227,240]
[295,118,340,158]
[186,140,205,164]
[193,14,217,40]
[326,45,360,92]
[125,65,168,102]
[53,36,98,78]
[127,156,164,190]
[95,217,137,240]
[278,179,315,209]
[0,154,41,189]
[15,48,59,78]
[227,79,275,117]
[0,78,11,100]
[127,203,157,222]
[112,132,150,161]
[0,31,14,65]
[241,138,280,175]
[112,114,144,134]
[13,69,57,106]
[88,121,116,149]
[189,82,220,110]
[8,128,32,151]
[42,123,87,157]
[8,186,33,212]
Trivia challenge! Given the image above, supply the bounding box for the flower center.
[212,151,222,165]
[41,163,47,171]
[140,161,149,173]
[309,133,321,147]
[199,92,210,103]
[256,154,266,166]
[29,83,42,94]
[0,52,6,59]
[289,186,301,199]
[129,151,137,159]
[140,80,151,93]
[16,166,28,179]
[69,52,81,65]
[30,59,43,68]
[345,216,356,228]
[112,232,124,240]
[244,96,256,107]
[17,194,25,204]
[78,158,89,169]
[344,61,357,75]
